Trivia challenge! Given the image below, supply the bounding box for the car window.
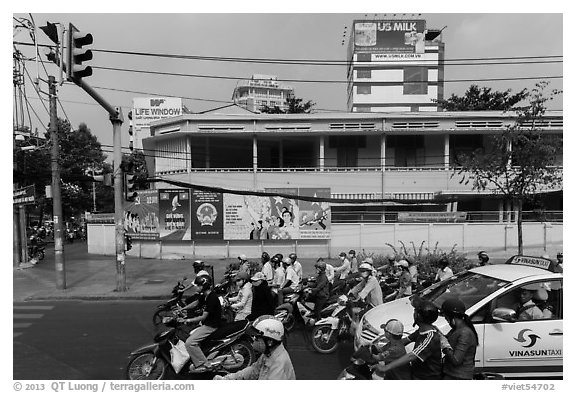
[421,271,509,311]
[489,279,562,322]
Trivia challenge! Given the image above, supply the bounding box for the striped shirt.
[409,328,443,380]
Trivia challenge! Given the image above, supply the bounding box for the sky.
[10,5,566,153]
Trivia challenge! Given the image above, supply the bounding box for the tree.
[453,82,563,254]
[122,149,149,190]
[435,84,529,111]
[260,96,316,114]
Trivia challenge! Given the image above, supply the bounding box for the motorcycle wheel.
[311,325,339,354]
[125,353,167,380]
[224,340,256,372]
[152,309,173,326]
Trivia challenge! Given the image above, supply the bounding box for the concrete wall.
[88,222,562,259]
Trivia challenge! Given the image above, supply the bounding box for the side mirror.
[492,307,517,322]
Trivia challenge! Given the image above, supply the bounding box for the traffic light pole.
[49,76,66,289]
[112,112,127,292]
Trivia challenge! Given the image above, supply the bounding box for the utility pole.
[49,75,66,289]
[112,110,126,291]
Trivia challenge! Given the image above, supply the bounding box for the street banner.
[13,185,35,205]
[191,190,223,239]
[123,190,160,240]
[158,189,191,240]
[297,188,331,239]
[354,20,427,53]
[132,97,183,128]
[265,188,300,240]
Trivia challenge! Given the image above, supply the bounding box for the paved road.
[13,300,353,380]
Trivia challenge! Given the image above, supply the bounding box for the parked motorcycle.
[125,318,256,380]
[311,295,367,354]
[28,234,45,265]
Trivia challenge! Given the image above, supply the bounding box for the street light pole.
[49,75,66,289]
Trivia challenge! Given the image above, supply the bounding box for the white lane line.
[13,323,32,328]
[13,314,44,319]
[14,306,54,311]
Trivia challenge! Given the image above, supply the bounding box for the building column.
[187,136,192,173]
[319,136,325,171]
[279,139,284,168]
[444,134,450,169]
[205,136,210,169]
[381,134,387,198]
[253,134,258,189]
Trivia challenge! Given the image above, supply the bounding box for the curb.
[23,294,170,302]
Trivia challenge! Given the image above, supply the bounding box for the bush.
[358,241,469,278]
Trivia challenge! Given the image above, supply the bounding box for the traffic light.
[66,23,93,82]
[39,22,60,45]
[125,234,132,251]
[128,111,134,153]
[124,173,138,202]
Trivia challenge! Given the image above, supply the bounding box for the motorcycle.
[152,277,193,326]
[125,318,256,380]
[311,295,367,354]
[28,235,45,265]
[337,337,385,379]
[274,280,340,332]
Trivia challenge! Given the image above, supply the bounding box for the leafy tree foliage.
[453,82,563,254]
[260,96,316,114]
[435,84,529,111]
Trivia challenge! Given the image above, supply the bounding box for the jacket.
[220,344,296,380]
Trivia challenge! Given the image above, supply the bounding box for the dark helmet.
[441,297,466,319]
[413,298,439,325]
[289,253,297,261]
[477,251,489,263]
[314,260,327,272]
[192,260,205,273]
[194,274,212,291]
[348,249,356,256]
[261,252,270,263]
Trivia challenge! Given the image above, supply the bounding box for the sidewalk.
[13,243,556,302]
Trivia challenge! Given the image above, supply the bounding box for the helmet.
[395,260,409,269]
[249,315,284,342]
[477,251,489,262]
[282,257,292,265]
[289,253,297,261]
[194,274,212,291]
[363,257,374,266]
[413,298,439,325]
[441,297,467,319]
[348,249,356,256]
[271,255,281,266]
[236,271,250,282]
[382,319,404,336]
[557,251,563,258]
[193,260,205,269]
[261,252,270,262]
[238,254,248,261]
[359,263,373,272]
[386,253,396,262]
[315,260,327,272]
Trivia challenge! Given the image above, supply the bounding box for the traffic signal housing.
[67,23,93,82]
[125,234,132,251]
[124,173,138,202]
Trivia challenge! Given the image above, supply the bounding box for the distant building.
[347,19,445,112]
[232,74,294,113]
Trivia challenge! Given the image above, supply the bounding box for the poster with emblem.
[297,188,331,239]
[158,189,191,240]
[123,190,160,240]
[191,190,223,239]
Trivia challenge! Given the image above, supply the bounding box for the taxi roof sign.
[505,255,554,272]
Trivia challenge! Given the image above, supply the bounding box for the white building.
[232,74,295,113]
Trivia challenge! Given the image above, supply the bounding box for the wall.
[88,222,562,259]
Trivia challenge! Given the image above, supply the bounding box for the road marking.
[14,314,44,319]
[14,323,32,329]
[14,306,54,311]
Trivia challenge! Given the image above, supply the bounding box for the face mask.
[252,338,266,354]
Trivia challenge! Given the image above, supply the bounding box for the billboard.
[132,97,183,128]
[354,20,426,54]
[123,190,160,240]
[158,189,191,240]
[191,190,224,239]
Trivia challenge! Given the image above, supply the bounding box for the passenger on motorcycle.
[181,260,210,294]
[305,260,330,320]
[477,251,490,266]
[276,257,300,307]
[270,255,285,293]
[228,271,253,321]
[182,275,223,373]
[247,272,276,321]
[333,252,352,294]
[289,253,303,283]
[371,319,411,380]
[434,258,454,283]
[349,250,359,274]
[408,259,419,291]
[395,260,413,299]
[213,316,296,380]
[375,297,443,380]
[349,263,383,309]
[261,252,275,285]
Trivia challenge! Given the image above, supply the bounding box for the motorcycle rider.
[349,263,383,309]
[375,297,442,379]
[348,249,359,274]
[477,251,490,266]
[395,260,413,299]
[181,260,210,294]
[277,257,300,307]
[182,275,223,372]
[248,272,276,321]
[289,253,303,283]
[261,252,275,285]
[434,258,454,282]
[439,297,478,380]
[228,271,253,321]
[371,319,411,380]
[213,315,296,380]
[270,254,285,293]
[333,252,351,294]
[305,260,330,320]
[238,254,251,276]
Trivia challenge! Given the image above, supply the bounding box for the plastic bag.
[170,340,190,373]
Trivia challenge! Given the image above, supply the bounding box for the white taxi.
[354,256,563,379]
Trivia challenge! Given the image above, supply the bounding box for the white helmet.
[250,315,284,342]
[395,260,409,268]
